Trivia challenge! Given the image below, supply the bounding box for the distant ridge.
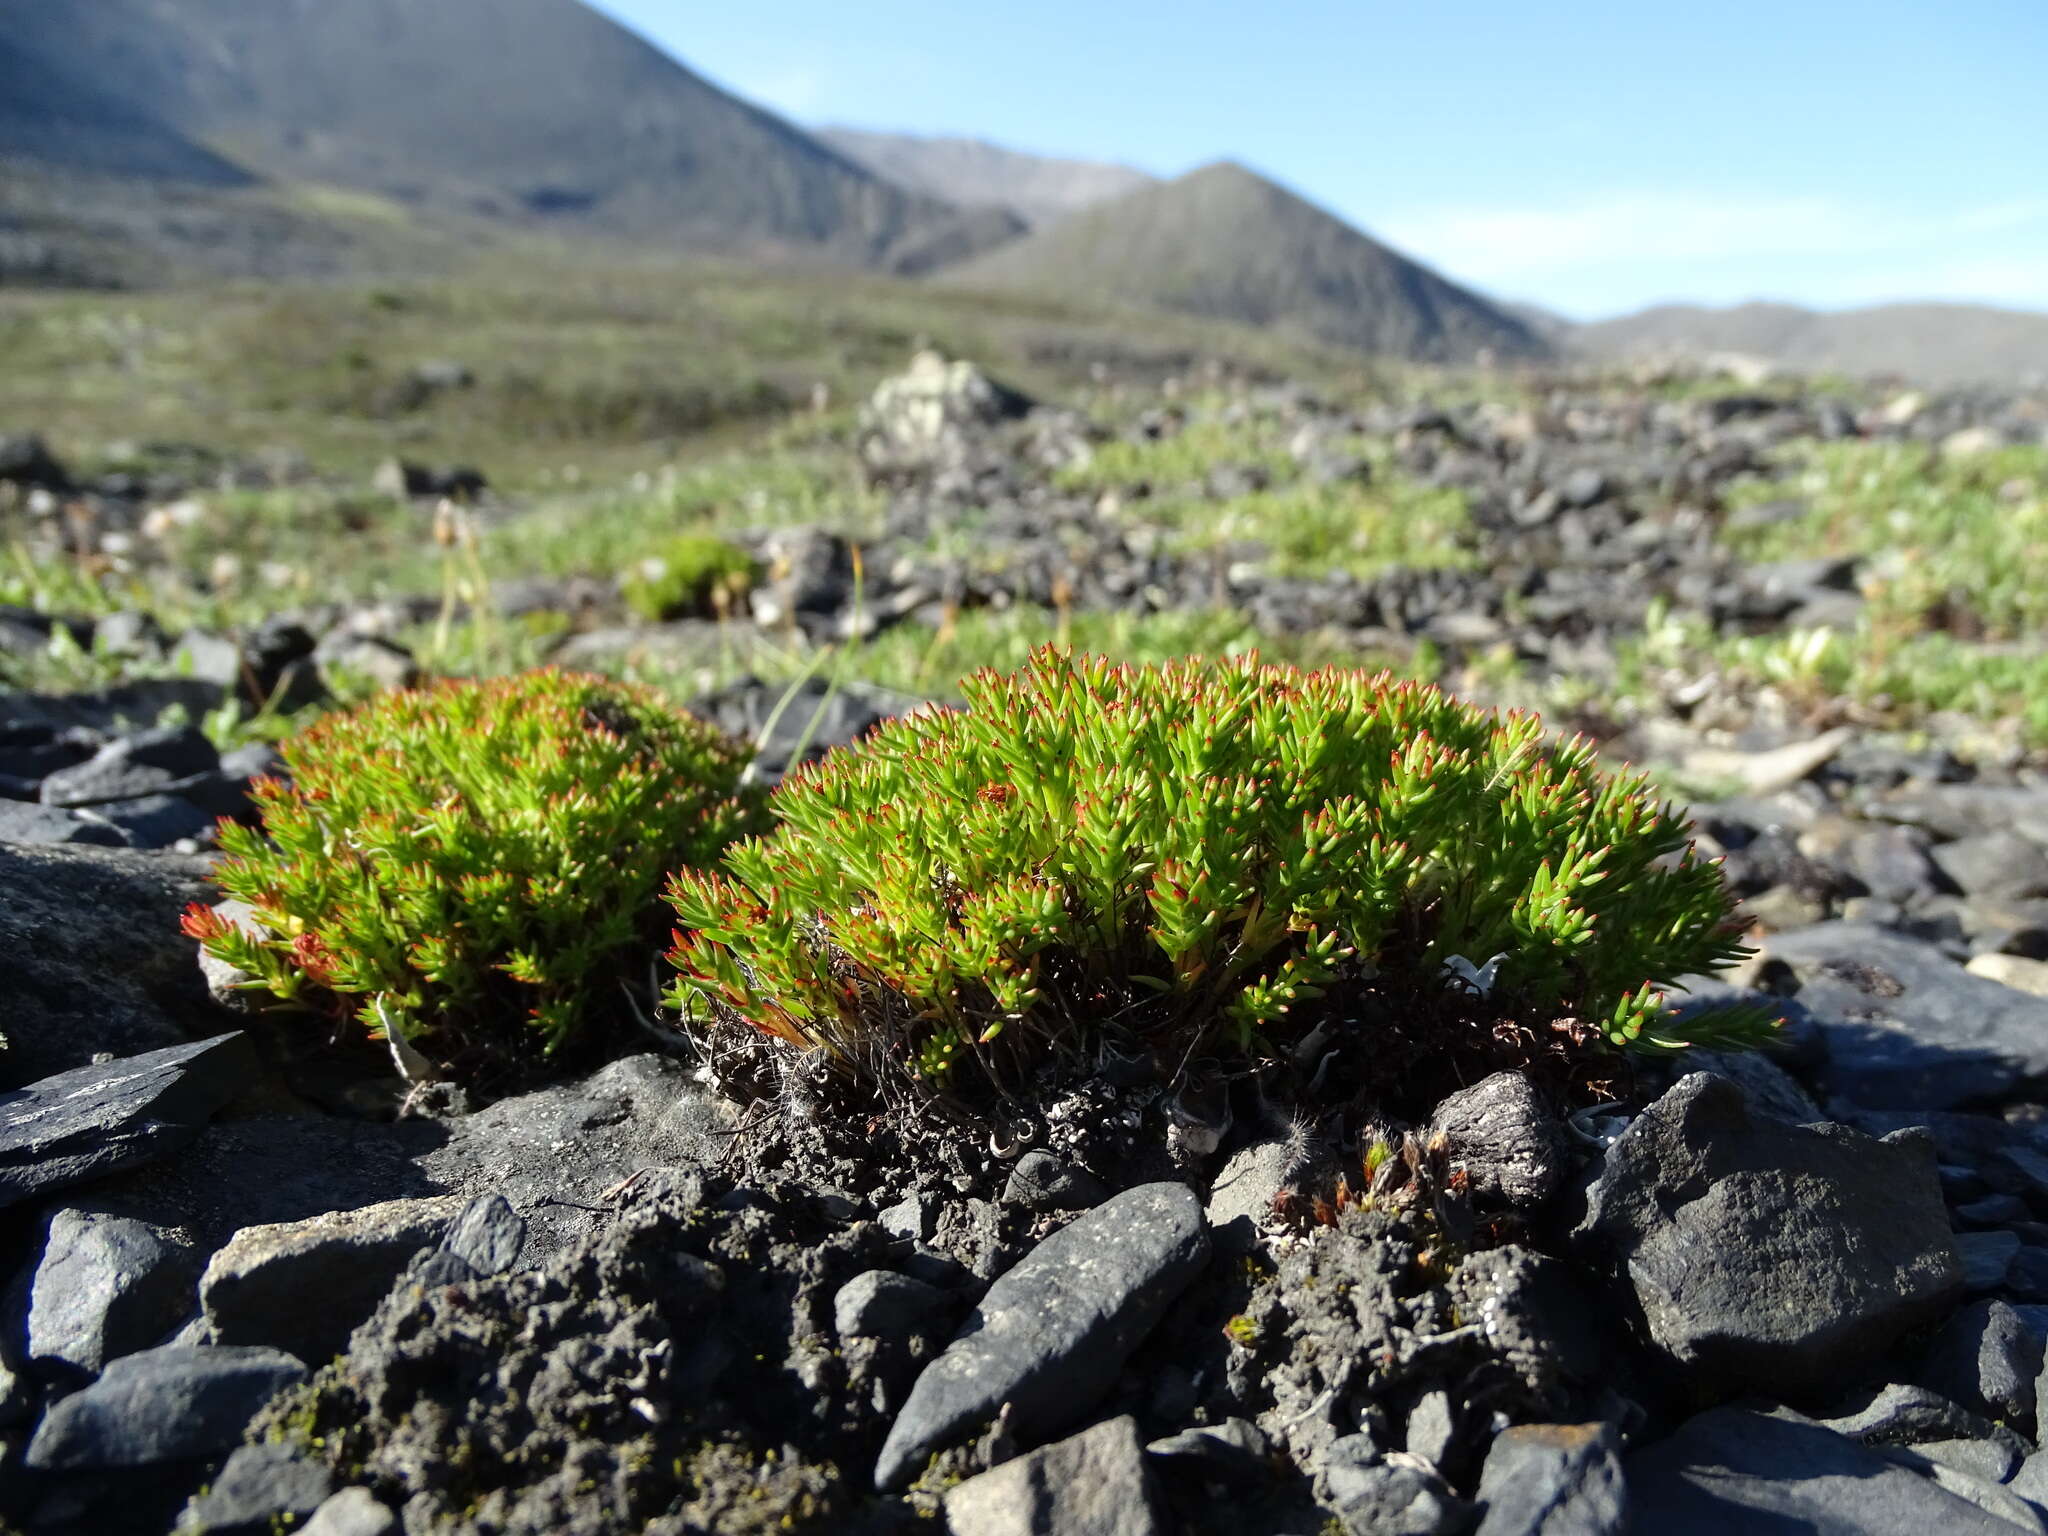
[817,129,1155,230]
[0,0,1016,273]
[945,161,1549,364]
[1569,300,2048,385]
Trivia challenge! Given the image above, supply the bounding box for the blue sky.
[590,1,2048,319]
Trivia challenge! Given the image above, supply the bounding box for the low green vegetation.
[1724,439,2048,638]
[185,671,765,1082]
[1058,401,1473,579]
[667,648,1767,1104]
[620,535,758,622]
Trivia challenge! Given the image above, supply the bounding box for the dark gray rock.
[438,1193,526,1276]
[1573,1073,1959,1398]
[0,799,128,845]
[417,1054,731,1261]
[875,1182,1211,1490]
[26,1205,199,1376]
[2011,1450,2048,1513]
[1429,1071,1565,1207]
[834,1270,949,1342]
[25,1344,305,1468]
[1003,1150,1109,1212]
[1628,1407,2031,1534]
[1890,1435,2020,1484]
[880,1191,936,1243]
[39,725,218,808]
[1933,834,2048,901]
[176,1441,333,1534]
[1473,1421,1627,1536]
[1,1034,257,1209]
[1918,1300,2045,1428]
[1323,1441,1472,1536]
[300,1487,400,1536]
[687,676,930,783]
[1763,923,2048,1108]
[1956,1230,2022,1292]
[76,792,215,849]
[1145,1417,1272,1492]
[200,1195,463,1363]
[943,1415,1167,1536]
[1676,1047,1823,1124]
[1811,1380,2028,1454]
[1205,1137,1296,1253]
[0,840,223,1086]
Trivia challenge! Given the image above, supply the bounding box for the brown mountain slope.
[944,161,1549,364]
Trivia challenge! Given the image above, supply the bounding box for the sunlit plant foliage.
[667,648,1767,1098]
[186,670,763,1078]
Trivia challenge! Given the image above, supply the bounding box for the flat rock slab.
[25,1344,305,1469]
[943,1415,1168,1536]
[0,840,223,1086]
[0,1033,256,1209]
[1762,923,2048,1109]
[1627,1407,2035,1534]
[1575,1072,1959,1399]
[202,1195,466,1363]
[417,1053,732,1261]
[875,1181,1210,1491]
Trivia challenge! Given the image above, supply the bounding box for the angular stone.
[1473,1421,1627,1536]
[438,1193,526,1277]
[875,1182,1210,1490]
[27,1205,199,1376]
[1003,1150,1108,1213]
[1574,1073,1960,1398]
[1628,1407,2027,1534]
[1146,1418,1272,1492]
[201,1195,465,1364]
[1956,1230,2022,1292]
[1205,1137,1296,1253]
[1934,834,2048,901]
[301,1487,400,1536]
[75,793,215,849]
[0,799,127,846]
[1429,1072,1564,1208]
[1324,1449,1472,1536]
[176,1441,334,1534]
[416,1054,730,1261]
[1763,924,2048,1108]
[943,1416,1167,1536]
[39,726,218,808]
[1676,1047,1823,1126]
[25,1344,305,1468]
[834,1270,949,1342]
[0,1034,257,1209]
[0,841,222,1086]
[1917,1300,2043,1429]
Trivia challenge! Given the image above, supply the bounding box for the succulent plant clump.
[186,669,764,1081]
[620,534,758,622]
[666,647,1769,1106]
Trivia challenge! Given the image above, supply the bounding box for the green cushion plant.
[620,534,758,622]
[666,647,1770,1104]
[185,669,764,1081]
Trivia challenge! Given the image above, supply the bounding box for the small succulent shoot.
[185,669,764,1084]
[665,647,1773,1106]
